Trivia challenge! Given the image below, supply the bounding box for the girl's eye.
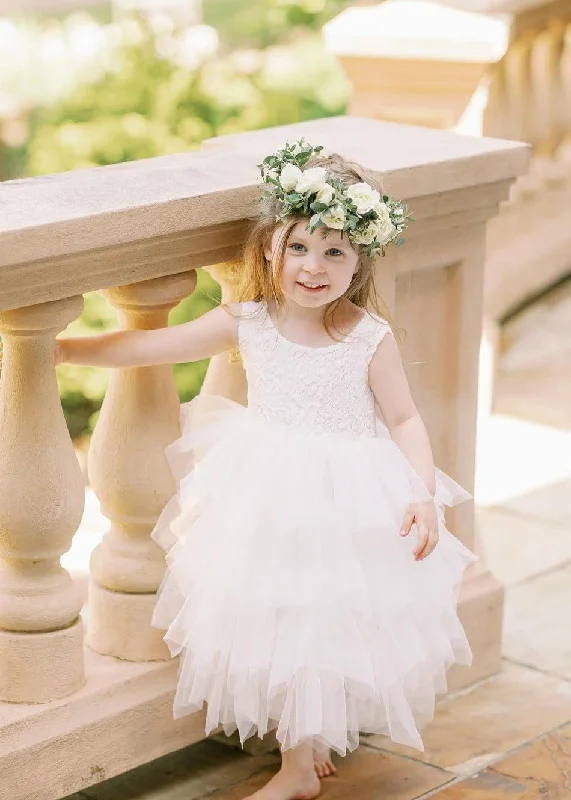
[289,242,306,252]
[326,248,343,257]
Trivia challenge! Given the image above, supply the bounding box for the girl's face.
[265,220,359,309]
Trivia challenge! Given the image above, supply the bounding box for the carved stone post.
[86,272,197,661]
[323,0,510,132]
[0,297,86,702]
[201,265,247,404]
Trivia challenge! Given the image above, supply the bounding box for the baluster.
[201,265,247,404]
[86,272,197,661]
[529,20,566,156]
[0,297,85,701]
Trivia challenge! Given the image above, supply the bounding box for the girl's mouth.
[296,282,328,293]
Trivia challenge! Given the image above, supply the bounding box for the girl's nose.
[304,256,323,275]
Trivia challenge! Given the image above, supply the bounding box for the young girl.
[57,140,476,800]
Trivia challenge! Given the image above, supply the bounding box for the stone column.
[391,219,505,688]
[200,264,247,404]
[86,272,197,661]
[0,297,86,702]
[323,0,510,132]
[396,230,486,553]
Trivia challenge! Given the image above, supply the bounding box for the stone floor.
[61,406,571,800]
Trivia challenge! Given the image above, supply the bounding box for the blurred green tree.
[26,17,348,174]
[204,0,352,51]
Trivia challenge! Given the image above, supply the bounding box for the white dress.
[150,301,477,756]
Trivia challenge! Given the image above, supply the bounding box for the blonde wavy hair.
[217,151,399,340]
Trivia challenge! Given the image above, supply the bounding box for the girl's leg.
[243,741,321,800]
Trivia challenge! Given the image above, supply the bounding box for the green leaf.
[309,213,322,230]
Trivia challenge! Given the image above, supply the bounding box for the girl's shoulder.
[224,300,266,320]
[341,301,391,339]
[238,300,265,316]
[343,304,392,361]
[234,300,269,348]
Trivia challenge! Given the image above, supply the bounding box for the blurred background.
[0,0,352,440]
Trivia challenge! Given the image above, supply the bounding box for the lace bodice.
[237,301,390,437]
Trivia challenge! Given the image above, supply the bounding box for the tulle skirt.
[150,395,477,756]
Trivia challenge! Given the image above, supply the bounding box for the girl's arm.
[57,304,238,368]
[369,333,438,561]
[369,334,436,495]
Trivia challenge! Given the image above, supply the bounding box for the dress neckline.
[265,304,368,351]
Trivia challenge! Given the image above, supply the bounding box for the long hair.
[218,151,399,339]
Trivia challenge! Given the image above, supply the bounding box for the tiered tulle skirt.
[151,396,476,756]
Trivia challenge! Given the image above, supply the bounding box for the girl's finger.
[414,524,429,558]
[417,531,439,560]
[400,510,415,537]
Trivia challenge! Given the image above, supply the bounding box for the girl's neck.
[272,299,332,326]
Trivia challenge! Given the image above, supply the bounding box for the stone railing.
[0,117,529,800]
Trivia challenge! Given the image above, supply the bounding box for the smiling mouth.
[297,281,328,292]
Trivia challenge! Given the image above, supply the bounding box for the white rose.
[321,204,346,230]
[295,167,328,195]
[280,163,303,192]
[346,182,380,215]
[315,184,335,205]
[352,221,378,246]
[373,201,396,245]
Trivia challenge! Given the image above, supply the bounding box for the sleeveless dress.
[150,300,477,757]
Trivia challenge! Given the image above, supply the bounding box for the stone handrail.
[0,117,529,800]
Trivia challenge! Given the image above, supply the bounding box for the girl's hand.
[400,499,439,561]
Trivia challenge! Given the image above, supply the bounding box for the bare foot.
[243,767,321,800]
[313,748,337,778]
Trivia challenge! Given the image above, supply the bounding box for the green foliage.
[204,0,352,51]
[24,16,349,175]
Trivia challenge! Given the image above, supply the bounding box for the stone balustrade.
[0,116,529,800]
[483,0,571,318]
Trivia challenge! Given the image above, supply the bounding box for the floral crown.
[257,139,412,258]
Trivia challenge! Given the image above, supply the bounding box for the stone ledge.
[0,644,208,800]
[0,179,514,313]
[2,117,529,271]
